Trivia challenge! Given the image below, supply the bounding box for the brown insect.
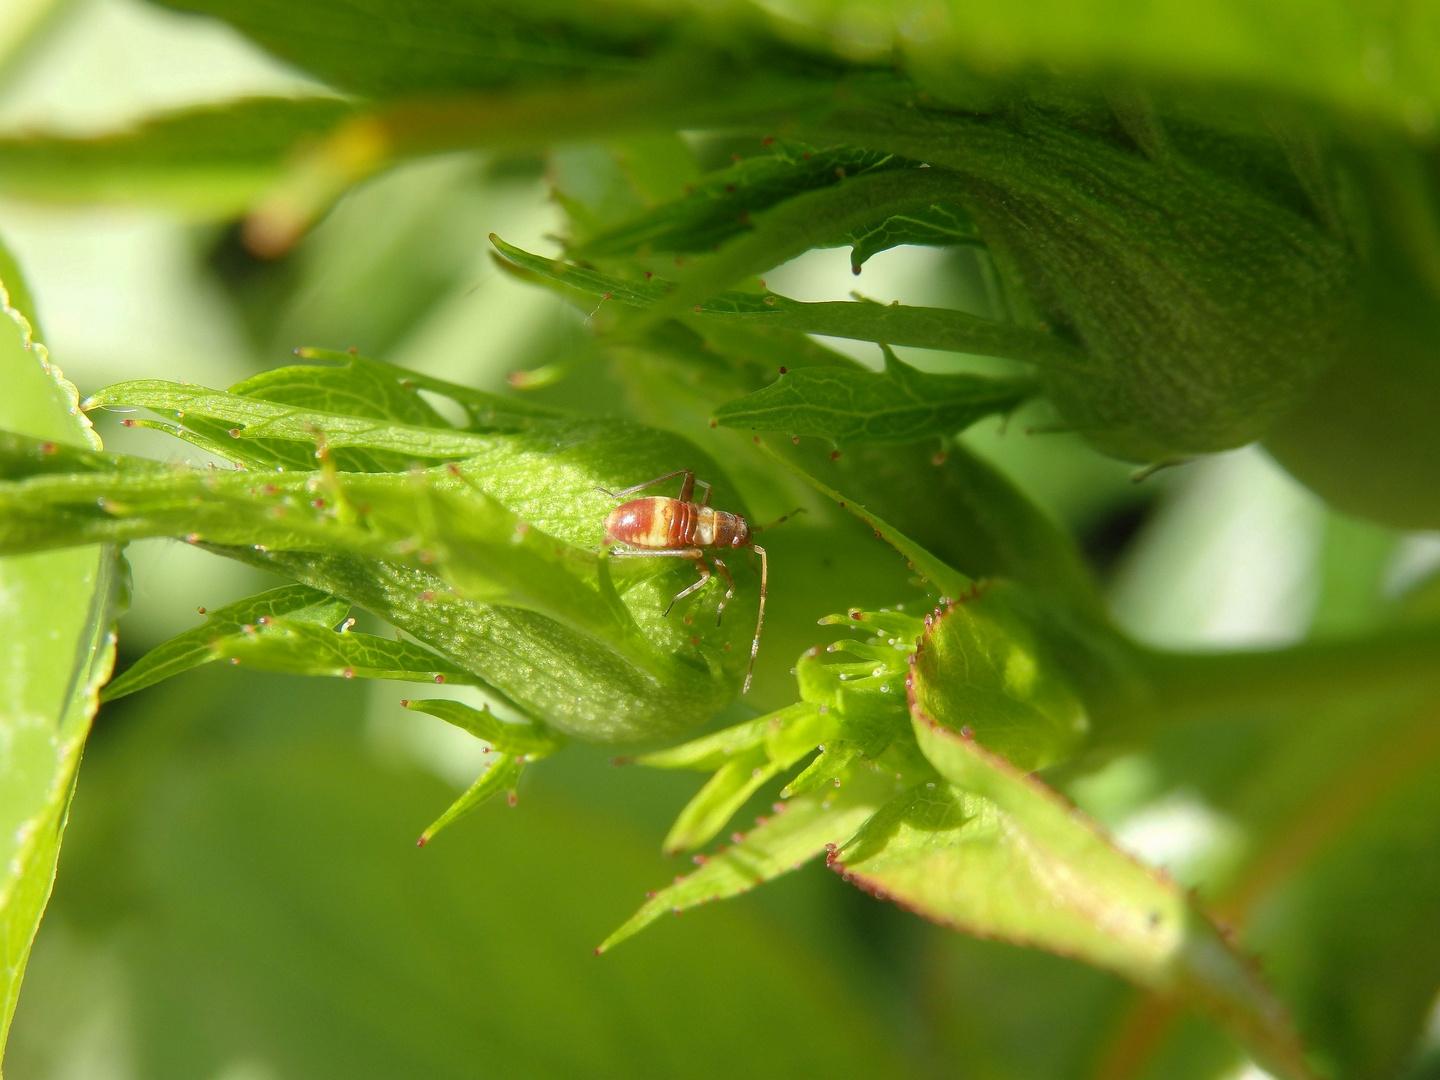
[600,470,797,693]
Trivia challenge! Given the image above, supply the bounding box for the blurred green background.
[4,2,1439,1078]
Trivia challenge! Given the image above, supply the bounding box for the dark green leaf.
[715,348,1036,444]
[575,143,921,258]
[756,439,972,599]
[491,235,1084,368]
[154,0,681,96]
[102,584,348,701]
[845,202,981,269]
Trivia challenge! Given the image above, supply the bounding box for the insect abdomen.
[604,497,695,548]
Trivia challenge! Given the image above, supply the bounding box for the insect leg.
[597,470,695,501]
[710,555,734,625]
[607,547,705,559]
[664,557,713,616]
[753,507,807,533]
[744,546,768,694]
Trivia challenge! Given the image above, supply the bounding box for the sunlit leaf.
[216,619,488,686]
[401,698,566,756]
[417,754,525,846]
[844,713,1313,1080]
[102,584,349,701]
[650,703,835,853]
[599,764,902,953]
[0,257,121,1055]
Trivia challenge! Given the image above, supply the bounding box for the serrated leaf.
[289,349,565,428]
[490,235,1087,369]
[214,619,487,687]
[416,754,525,846]
[0,97,353,216]
[401,698,565,756]
[0,258,121,1056]
[599,765,901,952]
[909,585,1090,772]
[845,202,981,269]
[846,714,1313,1080]
[653,703,836,852]
[635,702,817,771]
[715,348,1036,443]
[756,439,972,599]
[102,584,348,701]
[782,741,862,797]
[575,143,920,258]
[909,581,1154,766]
[87,380,503,464]
[0,355,761,742]
[233,354,452,428]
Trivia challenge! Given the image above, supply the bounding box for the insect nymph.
[601,470,793,693]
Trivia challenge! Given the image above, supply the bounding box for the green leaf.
[651,704,835,853]
[490,235,1088,369]
[846,714,1314,1080]
[2,353,763,742]
[909,581,1160,765]
[87,380,506,463]
[416,754,525,846]
[798,439,1107,618]
[599,764,902,952]
[215,619,489,687]
[401,698,565,757]
[909,585,1090,771]
[0,97,353,217]
[0,256,121,1055]
[154,0,682,97]
[844,202,981,269]
[755,438,973,600]
[790,1,1440,132]
[715,347,1036,444]
[102,584,348,701]
[807,101,1355,462]
[575,143,931,258]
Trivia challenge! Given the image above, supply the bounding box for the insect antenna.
[753,507,806,534]
[744,545,768,694]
